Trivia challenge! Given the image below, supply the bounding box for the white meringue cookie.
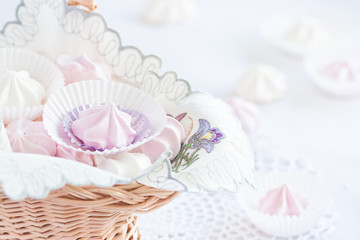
[0,70,46,108]
[285,17,329,49]
[142,0,196,25]
[262,14,331,57]
[0,48,64,125]
[96,152,152,179]
[236,64,287,104]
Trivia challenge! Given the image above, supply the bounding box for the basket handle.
[67,0,97,12]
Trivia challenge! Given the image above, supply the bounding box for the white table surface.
[1,1,360,239]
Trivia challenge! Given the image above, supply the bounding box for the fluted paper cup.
[0,48,65,124]
[237,172,332,237]
[43,80,167,156]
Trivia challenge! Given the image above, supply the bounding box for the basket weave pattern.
[0,183,179,240]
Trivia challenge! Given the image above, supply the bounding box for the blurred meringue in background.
[235,64,287,104]
[285,17,329,49]
[226,97,261,136]
[262,14,331,57]
[142,0,197,25]
[305,52,360,97]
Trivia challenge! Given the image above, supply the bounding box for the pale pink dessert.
[132,116,185,163]
[56,54,111,84]
[71,103,136,150]
[226,97,261,135]
[56,144,98,166]
[6,118,56,156]
[259,185,308,216]
[323,60,359,82]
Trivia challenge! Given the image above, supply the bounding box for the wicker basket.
[0,183,179,239]
[0,2,179,238]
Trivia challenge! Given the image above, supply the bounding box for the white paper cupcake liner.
[0,48,65,124]
[43,80,167,156]
[237,172,332,237]
[63,104,151,151]
[305,53,360,97]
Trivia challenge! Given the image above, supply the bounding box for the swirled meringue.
[96,152,152,179]
[322,60,360,82]
[132,116,185,163]
[56,54,111,84]
[56,144,98,166]
[6,118,56,156]
[285,17,329,49]
[226,97,261,135]
[236,64,287,103]
[259,185,308,216]
[305,53,360,97]
[0,118,11,152]
[0,70,46,107]
[71,102,136,150]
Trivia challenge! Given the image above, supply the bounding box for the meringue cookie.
[56,54,111,84]
[0,118,11,152]
[305,54,360,97]
[0,70,46,107]
[237,172,331,237]
[96,152,152,179]
[322,60,360,82]
[226,97,261,135]
[132,116,185,163]
[142,0,196,25]
[6,118,56,156]
[71,102,136,150]
[236,64,287,104]
[56,144,98,166]
[285,17,329,49]
[259,184,308,216]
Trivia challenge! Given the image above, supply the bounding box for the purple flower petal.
[190,139,214,153]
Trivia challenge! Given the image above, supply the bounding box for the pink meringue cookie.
[56,144,99,166]
[132,116,185,163]
[259,184,308,216]
[6,118,56,156]
[56,54,111,84]
[226,97,261,135]
[322,60,359,82]
[71,103,137,150]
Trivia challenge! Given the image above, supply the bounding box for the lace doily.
[138,136,336,240]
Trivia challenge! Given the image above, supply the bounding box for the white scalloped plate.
[0,0,254,200]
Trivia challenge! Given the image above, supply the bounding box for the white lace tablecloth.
[138,137,337,240]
